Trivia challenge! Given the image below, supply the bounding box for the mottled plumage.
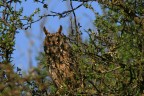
[43,26,75,88]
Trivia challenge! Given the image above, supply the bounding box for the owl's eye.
[57,36,61,41]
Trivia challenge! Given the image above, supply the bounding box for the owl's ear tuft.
[57,25,62,34]
[43,26,49,35]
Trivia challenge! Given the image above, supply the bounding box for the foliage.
[0,0,49,95]
[78,0,144,95]
[0,0,144,95]
[0,0,47,62]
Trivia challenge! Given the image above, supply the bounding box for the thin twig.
[51,3,83,18]
[22,3,83,30]
[70,0,80,44]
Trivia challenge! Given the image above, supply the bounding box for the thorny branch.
[22,3,84,30]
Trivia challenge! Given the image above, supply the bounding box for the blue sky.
[12,0,102,72]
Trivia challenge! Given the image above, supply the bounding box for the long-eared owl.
[43,25,75,88]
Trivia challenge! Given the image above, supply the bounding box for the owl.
[43,25,75,89]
